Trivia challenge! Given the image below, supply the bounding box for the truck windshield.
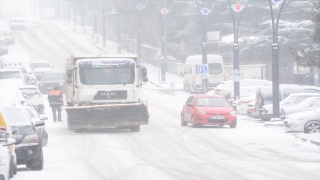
[79,67,134,85]
[208,63,222,75]
[0,71,21,79]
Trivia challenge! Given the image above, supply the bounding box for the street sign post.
[198,64,209,79]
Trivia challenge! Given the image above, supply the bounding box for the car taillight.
[241,99,253,104]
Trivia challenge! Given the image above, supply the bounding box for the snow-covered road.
[2,19,320,180]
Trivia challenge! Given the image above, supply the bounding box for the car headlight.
[20,134,39,144]
[229,111,237,116]
[196,110,206,115]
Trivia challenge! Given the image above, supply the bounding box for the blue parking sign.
[198,64,209,79]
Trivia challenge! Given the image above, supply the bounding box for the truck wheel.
[131,125,140,132]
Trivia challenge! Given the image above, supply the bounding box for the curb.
[295,135,320,146]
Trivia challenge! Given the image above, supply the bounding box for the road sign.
[136,4,144,10]
[154,51,165,60]
[272,0,282,3]
[160,8,169,14]
[198,64,209,79]
[232,4,243,12]
[232,69,242,82]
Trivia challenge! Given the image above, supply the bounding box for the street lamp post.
[159,0,183,83]
[136,0,149,84]
[116,0,123,54]
[267,0,287,118]
[195,0,218,94]
[227,0,250,100]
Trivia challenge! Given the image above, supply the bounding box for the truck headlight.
[20,134,39,144]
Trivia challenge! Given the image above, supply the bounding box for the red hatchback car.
[181,95,237,128]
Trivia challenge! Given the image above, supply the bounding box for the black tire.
[30,150,43,171]
[230,120,237,128]
[181,115,187,126]
[9,157,14,178]
[191,116,197,128]
[304,121,320,133]
[12,156,17,175]
[42,131,48,147]
[131,125,140,132]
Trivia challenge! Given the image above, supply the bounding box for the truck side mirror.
[141,67,148,82]
[67,68,74,85]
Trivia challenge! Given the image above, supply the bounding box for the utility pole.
[267,0,287,118]
[227,0,250,100]
[195,0,218,94]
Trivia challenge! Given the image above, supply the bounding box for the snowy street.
[2,19,320,180]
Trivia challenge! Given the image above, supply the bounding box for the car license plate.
[211,115,224,120]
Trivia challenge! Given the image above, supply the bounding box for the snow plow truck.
[64,54,149,132]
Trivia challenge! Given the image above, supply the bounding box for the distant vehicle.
[0,106,44,170]
[183,55,225,93]
[0,31,15,45]
[283,108,320,133]
[280,97,320,120]
[0,127,17,180]
[181,94,237,128]
[24,106,48,147]
[19,85,45,114]
[207,79,272,98]
[30,61,52,80]
[38,72,65,93]
[0,37,8,55]
[261,92,320,121]
[10,17,26,30]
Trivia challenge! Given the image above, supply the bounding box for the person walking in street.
[47,86,63,122]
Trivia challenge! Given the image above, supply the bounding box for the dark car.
[0,106,44,170]
[38,72,65,93]
[0,37,8,55]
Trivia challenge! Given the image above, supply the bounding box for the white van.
[183,55,225,93]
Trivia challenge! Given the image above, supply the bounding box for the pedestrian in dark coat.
[47,86,63,122]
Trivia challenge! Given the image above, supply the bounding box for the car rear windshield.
[20,88,37,95]
[31,63,50,68]
[2,108,30,125]
[196,97,230,107]
[41,73,64,81]
[0,71,21,79]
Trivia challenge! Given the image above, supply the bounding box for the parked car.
[10,17,26,30]
[19,85,45,114]
[181,95,237,128]
[24,106,48,147]
[261,93,320,120]
[0,37,8,55]
[30,61,53,80]
[0,106,44,170]
[38,72,65,93]
[254,85,320,120]
[207,79,271,98]
[0,68,26,84]
[0,31,15,45]
[0,88,25,107]
[283,108,320,133]
[281,97,320,120]
[0,127,16,180]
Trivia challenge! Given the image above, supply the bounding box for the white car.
[208,79,271,98]
[19,85,45,114]
[30,61,52,80]
[281,97,320,119]
[262,93,320,120]
[284,108,320,133]
[236,94,256,115]
[0,127,16,180]
[0,68,25,84]
[0,88,25,107]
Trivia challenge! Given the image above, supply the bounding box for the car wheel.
[42,131,48,147]
[230,120,237,128]
[181,114,187,126]
[191,116,197,128]
[131,125,140,132]
[30,150,43,171]
[304,121,320,133]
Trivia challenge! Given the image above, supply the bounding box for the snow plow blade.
[64,102,149,130]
